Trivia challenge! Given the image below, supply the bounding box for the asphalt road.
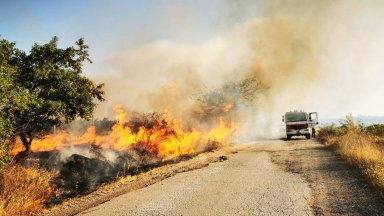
[79,139,384,216]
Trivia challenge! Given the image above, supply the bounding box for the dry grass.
[319,116,384,193]
[0,165,55,216]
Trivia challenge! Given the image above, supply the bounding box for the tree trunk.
[15,133,33,161]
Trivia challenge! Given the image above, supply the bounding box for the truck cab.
[282,111,318,140]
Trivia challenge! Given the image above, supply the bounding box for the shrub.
[365,124,384,137]
[317,124,343,143]
[0,142,11,169]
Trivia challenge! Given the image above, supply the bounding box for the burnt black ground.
[23,145,195,204]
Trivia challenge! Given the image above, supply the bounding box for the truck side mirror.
[282,115,285,122]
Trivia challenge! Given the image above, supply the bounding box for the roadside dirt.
[271,139,384,216]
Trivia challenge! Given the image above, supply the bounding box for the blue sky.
[0,0,261,72]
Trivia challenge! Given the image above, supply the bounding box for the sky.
[0,0,260,72]
[1,0,384,121]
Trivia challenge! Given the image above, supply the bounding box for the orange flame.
[11,105,237,159]
[222,101,235,113]
[160,81,177,95]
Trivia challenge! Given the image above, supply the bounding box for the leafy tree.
[0,37,104,157]
[0,71,13,167]
[0,40,30,165]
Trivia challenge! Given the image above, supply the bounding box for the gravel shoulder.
[271,139,384,216]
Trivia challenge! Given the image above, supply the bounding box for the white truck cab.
[282,111,318,140]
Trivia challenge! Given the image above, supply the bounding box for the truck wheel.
[306,134,311,140]
[287,135,292,140]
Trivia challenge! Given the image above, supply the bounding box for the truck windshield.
[286,113,307,122]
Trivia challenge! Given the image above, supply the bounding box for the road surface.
[78,139,384,216]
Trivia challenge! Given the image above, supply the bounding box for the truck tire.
[306,134,311,140]
[287,135,292,140]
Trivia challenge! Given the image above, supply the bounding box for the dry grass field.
[318,115,384,194]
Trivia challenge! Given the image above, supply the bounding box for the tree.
[0,37,104,157]
[0,70,13,167]
[193,76,267,122]
[0,40,30,165]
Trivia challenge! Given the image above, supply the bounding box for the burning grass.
[0,165,54,216]
[318,115,384,194]
[11,105,237,160]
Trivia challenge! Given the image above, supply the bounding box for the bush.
[317,124,343,143]
[365,124,384,137]
[0,118,12,169]
[0,142,11,169]
[0,166,54,216]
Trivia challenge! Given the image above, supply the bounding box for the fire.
[222,101,235,113]
[205,118,236,143]
[11,105,237,159]
[160,81,177,95]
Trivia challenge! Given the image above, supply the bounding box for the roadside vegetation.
[0,36,104,215]
[0,165,54,216]
[318,115,384,194]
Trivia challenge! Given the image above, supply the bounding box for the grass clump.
[0,165,55,216]
[318,114,384,193]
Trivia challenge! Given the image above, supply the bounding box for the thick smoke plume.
[93,0,384,140]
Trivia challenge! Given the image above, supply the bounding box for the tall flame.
[11,105,237,159]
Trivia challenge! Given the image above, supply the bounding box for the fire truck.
[282,111,318,140]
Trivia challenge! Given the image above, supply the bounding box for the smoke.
[58,145,119,162]
[260,0,384,117]
[92,0,384,141]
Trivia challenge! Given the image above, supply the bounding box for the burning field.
[12,105,236,159]
[3,0,384,215]
[10,104,237,202]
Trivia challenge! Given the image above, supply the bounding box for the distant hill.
[321,115,384,126]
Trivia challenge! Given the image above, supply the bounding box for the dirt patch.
[271,140,384,216]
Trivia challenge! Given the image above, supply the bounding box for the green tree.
[0,40,29,165]
[0,71,13,167]
[0,37,104,158]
